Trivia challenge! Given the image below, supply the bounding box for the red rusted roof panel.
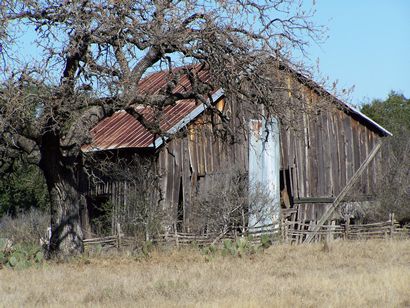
[82,65,217,151]
[83,99,197,151]
[137,64,210,95]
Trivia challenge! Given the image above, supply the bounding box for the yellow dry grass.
[0,240,409,307]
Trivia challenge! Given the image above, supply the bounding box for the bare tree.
[191,167,276,235]
[86,154,164,240]
[0,0,324,256]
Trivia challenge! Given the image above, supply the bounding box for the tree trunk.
[47,173,84,257]
[40,132,84,257]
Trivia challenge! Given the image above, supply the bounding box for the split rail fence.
[83,214,410,250]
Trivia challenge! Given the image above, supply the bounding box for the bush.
[191,167,276,234]
[0,209,50,245]
[0,163,49,217]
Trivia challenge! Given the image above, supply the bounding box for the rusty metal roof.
[82,66,222,152]
[83,64,392,153]
[137,64,211,95]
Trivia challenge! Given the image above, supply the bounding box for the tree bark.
[40,132,83,257]
[47,174,84,256]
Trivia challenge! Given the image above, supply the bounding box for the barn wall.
[157,98,249,232]
[83,151,162,239]
[155,91,385,227]
[280,106,382,199]
[279,88,384,220]
[85,92,386,234]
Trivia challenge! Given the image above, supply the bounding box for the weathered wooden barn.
[81,65,391,238]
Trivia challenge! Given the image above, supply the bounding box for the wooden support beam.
[304,140,383,244]
[293,197,335,204]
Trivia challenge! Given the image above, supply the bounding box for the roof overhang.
[148,88,225,148]
[82,88,224,152]
[339,101,393,137]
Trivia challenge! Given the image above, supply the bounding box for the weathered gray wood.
[304,140,383,244]
[84,76,388,238]
[338,110,347,190]
[294,197,335,204]
[116,223,122,250]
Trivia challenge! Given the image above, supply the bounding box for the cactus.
[260,234,272,249]
[0,240,44,269]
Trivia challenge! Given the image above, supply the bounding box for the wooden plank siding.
[278,92,384,220]
[152,93,385,226]
[85,89,386,234]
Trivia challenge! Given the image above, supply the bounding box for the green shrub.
[0,239,44,269]
[142,240,153,257]
[219,238,258,257]
[0,164,49,217]
[201,236,273,259]
[202,244,217,256]
[91,201,114,236]
[259,234,273,249]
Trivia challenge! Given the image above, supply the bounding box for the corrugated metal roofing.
[82,99,198,151]
[137,64,211,95]
[82,65,222,152]
[83,64,392,153]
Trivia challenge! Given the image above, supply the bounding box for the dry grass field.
[0,240,409,307]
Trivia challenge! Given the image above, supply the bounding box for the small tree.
[191,168,276,235]
[361,92,410,222]
[0,161,48,217]
[0,0,325,256]
[86,154,164,241]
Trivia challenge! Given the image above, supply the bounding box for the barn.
[80,64,391,239]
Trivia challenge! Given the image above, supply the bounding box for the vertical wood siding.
[87,93,386,231]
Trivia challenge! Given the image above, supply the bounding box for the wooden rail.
[82,215,409,251]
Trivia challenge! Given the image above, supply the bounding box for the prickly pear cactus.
[0,239,44,270]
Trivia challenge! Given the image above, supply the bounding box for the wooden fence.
[285,219,409,244]
[83,217,410,250]
[152,223,282,247]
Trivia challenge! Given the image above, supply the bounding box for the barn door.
[248,118,280,229]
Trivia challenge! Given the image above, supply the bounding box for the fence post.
[308,221,315,242]
[174,223,179,248]
[344,219,350,240]
[327,220,336,242]
[116,223,122,251]
[390,213,395,239]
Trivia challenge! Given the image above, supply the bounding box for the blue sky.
[306,0,410,106]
